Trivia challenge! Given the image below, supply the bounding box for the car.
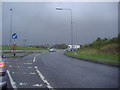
[49,48,57,52]
[66,48,77,52]
[0,56,7,89]
[66,49,71,52]
[70,48,77,51]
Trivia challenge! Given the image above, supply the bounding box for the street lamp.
[56,7,73,49]
[10,9,13,51]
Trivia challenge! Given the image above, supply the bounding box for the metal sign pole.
[12,33,17,56]
[13,39,16,56]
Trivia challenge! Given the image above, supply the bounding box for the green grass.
[77,49,118,60]
[64,35,119,65]
[2,46,48,50]
[64,49,119,65]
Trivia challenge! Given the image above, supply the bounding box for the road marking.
[33,54,41,62]
[32,84,42,87]
[24,63,32,64]
[33,54,54,89]
[7,70,17,90]
[12,72,15,74]
[35,66,53,89]
[19,82,27,86]
[33,57,36,62]
[29,72,36,75]
[27,67,33,68]
[9,65,12,67]
[17,66,22,68]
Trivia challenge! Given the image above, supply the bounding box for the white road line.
[12,72,15,74]
[7,70,17,90]
[24,63,32,64]
[9,65,12,67]
[35,66,53,89]
[29,72,36,75]
[19,82,27,86]
[32,84,42,87]
[27,67,33,68]
[33,54,54,89]
[33,57,36,62]
[33,54,41,62]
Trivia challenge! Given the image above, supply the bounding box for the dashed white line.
[32,84,43,87]
[24,63,32,65]
[12,72,15,74]
[33,53,54,89]
[35,66,53,89]
[7,70,17,90]
[27,67,33,68]
[34,54,54,88]
[19,82,27,86]
[29,72,36,75]
[9,65,12,67]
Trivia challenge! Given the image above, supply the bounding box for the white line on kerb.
[35,66,53,89]
[7,70,17,90]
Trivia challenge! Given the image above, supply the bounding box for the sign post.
[12,33,17,56]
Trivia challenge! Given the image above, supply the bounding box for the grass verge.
[64,49,119,65]
[2,46,47,50]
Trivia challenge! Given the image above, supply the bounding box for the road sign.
[12,33,17,39]
[12,44,16,50]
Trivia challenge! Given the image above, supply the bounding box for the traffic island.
[2,52,33,58]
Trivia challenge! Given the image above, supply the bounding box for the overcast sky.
[2,2,118,46]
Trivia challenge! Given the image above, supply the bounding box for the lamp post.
[56,7,73,49]
[10,9,13,51]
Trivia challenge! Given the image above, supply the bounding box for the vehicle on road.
[70,48,77,51]
[0,56,7,89]
[66,48,71,52]
[49,48,57,52]
[66,48,77,52]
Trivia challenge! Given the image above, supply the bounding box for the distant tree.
[35,45,40,48]
[96,37,101,41]
[52,44,68,49]
[103,38,108,41]
[109,37,118,43]
[83,44,88,48]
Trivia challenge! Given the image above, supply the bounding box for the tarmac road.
[5,50,118,89]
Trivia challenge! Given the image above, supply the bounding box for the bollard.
[14,53,15,56]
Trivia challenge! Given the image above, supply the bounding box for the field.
[2,46,47,50]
